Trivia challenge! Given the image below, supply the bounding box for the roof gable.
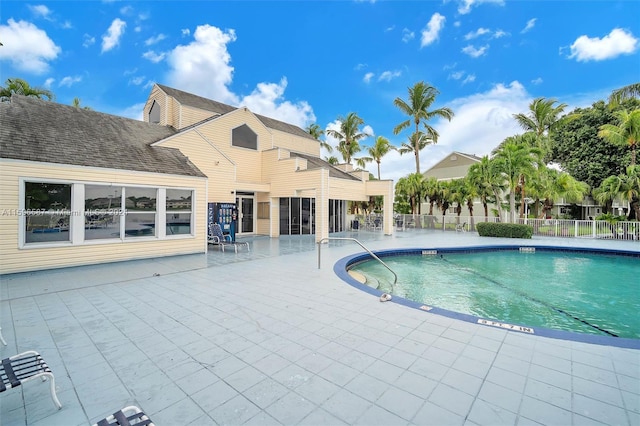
[0,96,205,177]
[155,84,316,141]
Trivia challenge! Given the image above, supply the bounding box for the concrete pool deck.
[1,229,639,425]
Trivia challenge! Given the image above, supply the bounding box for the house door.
[236,195,254,234]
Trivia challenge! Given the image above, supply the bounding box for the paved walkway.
[1,230,638,425]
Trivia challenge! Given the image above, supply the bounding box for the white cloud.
[421,13,445,47]
[28,5,53,20]
[59,75,82,87]
[462,44,489,58]
[457,0,505,15]
[83,34,95,48]
[448,71,464,80]
[385,26,395,32]
[402,28,415,43]
[362,125,375,138]
[62,21,72,29]
[378,70,401,82]
[142,50,166,63]
[129,76,146,86]
[454,21,461,28]
[521,18,536,33]
[118,102,145,121]
[354,63,367,70]
[531,77,543,85]
[239,77,315,128]
[363,72,374,84]
[120,6,133,16]
[102,18,126,53]
[0,19,60,74]
[134,26,142,33]
[145,33,166,46]
[568,28,638,62]
[462,74,476,84]
[464,28,490,40]
[43,78,54,88]
[493,29,508,38]
[166,24,315,128]
[181,28,190,37]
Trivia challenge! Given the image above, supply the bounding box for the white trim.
[193,129,236,166]
[1,158,206,180]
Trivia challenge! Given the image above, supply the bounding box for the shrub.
[476,222,533,239]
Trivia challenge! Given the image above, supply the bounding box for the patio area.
[1,229,638,425]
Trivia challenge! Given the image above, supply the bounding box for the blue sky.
[1,0,639,182]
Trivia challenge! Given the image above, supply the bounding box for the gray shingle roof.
[156,84,316,141]
[0,95,206,178]
[289,152,360,181]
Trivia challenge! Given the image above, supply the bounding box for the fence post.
[592,219,596,238]
[574,221,578,237]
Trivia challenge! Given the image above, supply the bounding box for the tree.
[423,176,440,217]
[306,123,333,153]
[393,81,454,174]
[326,112,368,164]
[551,100,634,190]
[324,156,339,165]
[355,136,395,179]
[492,136,541,223]
[0,78,55,102]
[467,156,504,221]
[530,167,589,219]
[598,108,640,166]
[608,82,640,107]
[397,131,436,174]
[72,97,92,110]
[513,97,569,161]
[596,166,640,220]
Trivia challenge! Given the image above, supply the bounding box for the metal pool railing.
[317,237,398,291]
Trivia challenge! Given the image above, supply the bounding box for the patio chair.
[0,350,62,409]
[208,223,249,253]
[93,405,154,426]
[455,222,467,232]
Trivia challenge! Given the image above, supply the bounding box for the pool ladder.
[317,237,398,292]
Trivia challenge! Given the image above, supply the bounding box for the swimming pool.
[337,246,640,348]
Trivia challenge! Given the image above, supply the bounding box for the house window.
[232,124,258,150]
[84,185,122,240]
[124,187,157,238]
[166,189,192,235]
[149,100,160,124]
[24,182,71,243]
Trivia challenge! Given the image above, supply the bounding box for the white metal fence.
[385,214,639,241]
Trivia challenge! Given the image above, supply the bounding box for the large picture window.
[124,187,156,238]
[24,183,71,243]
[279,197,315,235]
[22,181,194,246]
[85,185,121,240]
[166,189,192,235]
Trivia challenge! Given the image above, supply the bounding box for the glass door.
[236,196,254,234]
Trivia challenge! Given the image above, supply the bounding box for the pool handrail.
[317,237,398,292]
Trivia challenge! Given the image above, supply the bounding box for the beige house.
[0,95,207,274]
[0,86,393,274]
[144,84,394,242]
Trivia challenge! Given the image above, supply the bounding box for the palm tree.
[467,155,504,221]
[436,180,453,225]
[404,173,425,215]
[598,108,640,166]
[356,136,395,179]
[531,167,589,219]
[448,179,467,224]
[306,123,333,153]
[608,82,640,107]
[423,176,440,217]
[397,131,436,174]
[393,81,454,174]
[513,97,568,160]
[596,165,640,220]
[326,112,369,164]
[72,97,92,110]
[0,78,55,102]
[324,155,339,165]
[492,137,541,223]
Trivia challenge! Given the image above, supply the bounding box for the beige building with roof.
[0,86,393,274]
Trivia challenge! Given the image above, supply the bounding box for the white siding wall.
[0,160,206,274]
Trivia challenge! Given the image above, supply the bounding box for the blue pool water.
[348,248,640,340]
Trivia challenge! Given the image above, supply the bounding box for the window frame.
[19,178,196,249]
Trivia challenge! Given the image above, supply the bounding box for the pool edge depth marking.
[478,319,535,334]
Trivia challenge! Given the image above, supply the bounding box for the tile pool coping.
[335,245,640,350]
